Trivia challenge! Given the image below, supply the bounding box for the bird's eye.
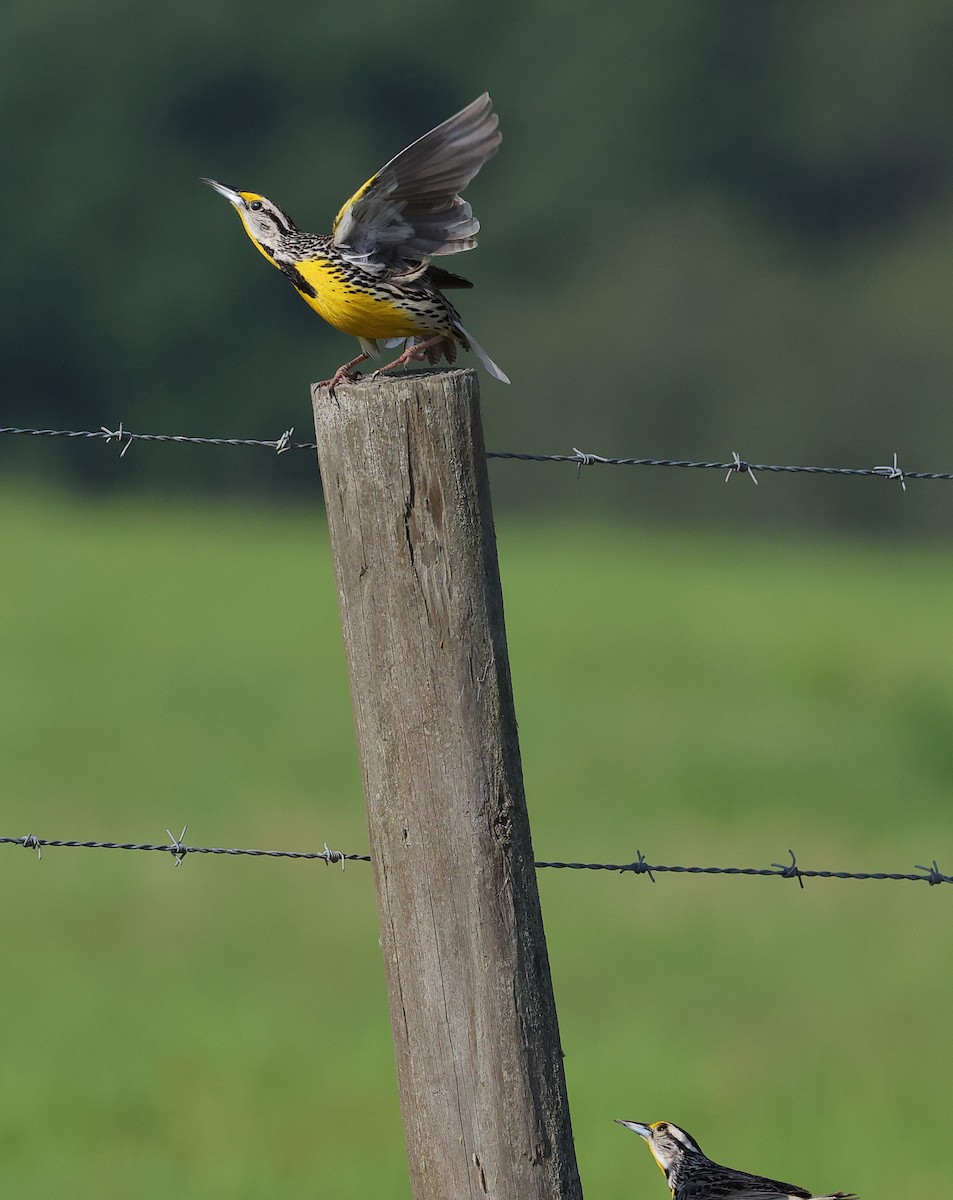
[656,1123,667,1133]
[249,201,263,212]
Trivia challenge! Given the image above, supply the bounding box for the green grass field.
[1,482,951,1199]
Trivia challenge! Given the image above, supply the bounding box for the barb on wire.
[5,424,953,483]
[916,859,945,885]
[772,848,804,888]
[616,849,656,882]
[572,446,610,479]
[102,423,133,458]
[166,825,188,867]
[324,841,346,871]
[726,450,758,485]
[874,452,906,492]
[3,833,950,889]
[20,833,42,861]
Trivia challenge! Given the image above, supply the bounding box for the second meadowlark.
[203,93,508,390]
[616,1120,858,1200]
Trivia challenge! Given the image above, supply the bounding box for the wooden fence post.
[312,369,583,1200]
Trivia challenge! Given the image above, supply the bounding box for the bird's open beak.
[201,178,243,207]
[615,1120,652,1139]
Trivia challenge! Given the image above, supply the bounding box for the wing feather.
[332,93,501,262]
[678,1176,855,1200]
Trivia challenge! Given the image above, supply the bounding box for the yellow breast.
[290,257,431,339]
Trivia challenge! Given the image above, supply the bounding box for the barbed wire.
[2,833,949,886]
[0,424,941,485]
[0,829,363,868]
[0,424,308,456]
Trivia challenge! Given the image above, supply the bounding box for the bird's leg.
[373,336,444,377]
[318,351,371,393]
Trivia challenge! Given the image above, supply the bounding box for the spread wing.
[332,93,501,264]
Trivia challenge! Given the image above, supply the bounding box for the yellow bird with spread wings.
[203,94,508,390]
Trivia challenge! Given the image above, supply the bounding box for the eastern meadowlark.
[202,93,508,390]
[616,1120,857,1200]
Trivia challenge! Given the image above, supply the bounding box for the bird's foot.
[318,352,371,397]
[372,336,444,379]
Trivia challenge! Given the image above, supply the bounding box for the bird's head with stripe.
[615,1120,704,1182]
[201,179,296,257]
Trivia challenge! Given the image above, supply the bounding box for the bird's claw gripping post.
[321,352,371,396]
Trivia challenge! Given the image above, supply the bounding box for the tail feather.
[455,322,510,384]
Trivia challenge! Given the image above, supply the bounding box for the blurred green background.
[3,1,953,1198]
[3,491,952,1199]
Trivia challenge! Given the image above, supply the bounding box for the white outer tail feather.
[455,322,510,383]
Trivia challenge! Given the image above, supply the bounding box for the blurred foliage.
[5,0,953,529]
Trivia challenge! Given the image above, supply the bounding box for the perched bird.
[203,93,508,390]
[616,1120,857,1200]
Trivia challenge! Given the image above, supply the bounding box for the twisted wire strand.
[0,425,943,481]
[2,835,948,885]
[1,833,366,867]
